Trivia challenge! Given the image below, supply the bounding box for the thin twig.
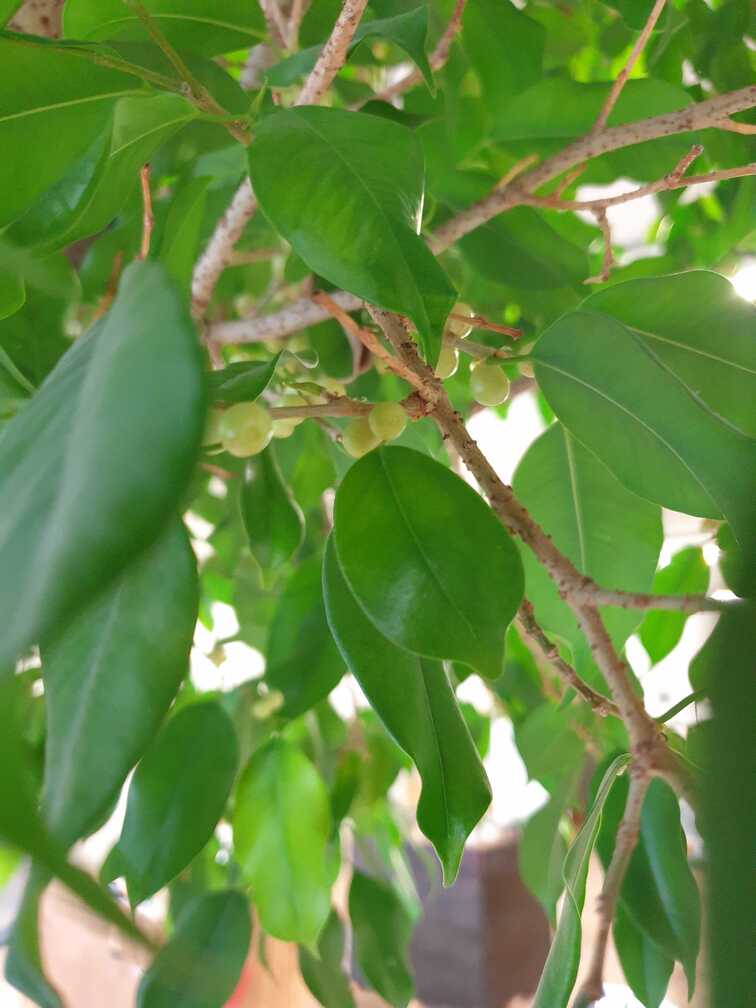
[579,586,741,613]
[517,601,619,718]
[450,312,523,339]
[584,208,614,284]
[138,164,153,261]
[258,0,288,49]
[593,0,668,132]
[573,773,650,1007]
[494,153,540,191]
[354,0,466,108]
[191,0,370,317]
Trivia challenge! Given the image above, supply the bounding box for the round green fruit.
[446,301,474,339]
[342,417,380,459]
[470,362,511,406]
[219,401,272,457]
[434,345,459,380]
[368,401,407,442]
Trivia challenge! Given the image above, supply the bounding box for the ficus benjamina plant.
[0,0,753,1006]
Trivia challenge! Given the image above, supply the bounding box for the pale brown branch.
[138,164,153,261]
[573,773,650,1007]
[354,0,466,108]
[429,84,756,251]
[584,208,615,284]
[192,0,369,317]
[258,0,288,49]
[711,116,756,135]
[297,0,369,105]
[580,586,741,613]
[593,0,668,132]
[517,601,619,718]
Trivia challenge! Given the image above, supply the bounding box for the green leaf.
[5,870,62,1008]
[324,539,491,883]
[0,679,149,950]
[463,0,545,109]
[137,890,251,1008]
[459,206,588,290]
[639,547,709,664]
[532,309,756,564]
[62,93,199,247]
[63,0,266,57]
[240,445,304,574]
[519,787,572,926]
[109,700,238,906]
[596,774,700,992]
[265,554,344,718]
[0,1,21,26]
[268,6,433,91]
[41,519,197,847]
[332,446,524,680]
[716,522,756,598]
[159,177,211,293]
[0,270,24,321]
[349,871,414,1008]
[249,107,456,365]
[512,423,662,673]
[233,737,332,945]
[613,903,674,1008]
[0,260,205,669]
[0,36,144,227]
[299,910,356,1008]
[515,703,584,790]
[208,354,281,404]
[532,753,630,1008]
[582,272,756,438]
[697,604,756,1008]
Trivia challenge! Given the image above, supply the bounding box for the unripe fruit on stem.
[203,408,225,446]
[470,362,511,406]
[368,401,407,442]
[446,301,474,339]
[271,417,298,439]
[219,401,272,457]
[435,345,459,380]
[519,361,535,378]
[342,417,380,459]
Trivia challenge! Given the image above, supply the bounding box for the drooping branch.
[573,773,650,1007]
[191,0,370,317]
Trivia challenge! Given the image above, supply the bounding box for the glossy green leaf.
[233,737,331,945]
[208,354,281,404]
[614,903,674,1008]
[332,446,524,680]
[0,679,149,949]
[349,871,414,1008]
[63,93,199,246]
[64,0,266,56]
[0,271,24,321]
[596,774,700,991]
[240,446,304,574]
[463,0,545,108]
[265,554,344,718]
[108,701,238,906]
[249,107,456,365]
[137,890,251,1008]
[324,539,491,883]
[0,37,144,227]
[582,272,756,438]
[513,423,662,677]
[533,754,630,1008]
[459,207,588,290]
[0,260,205,669]
[5,870,62,1008]
[41,519,197,847]
[299,910,356,1008]
[6,124,112,252]
[639,547,709,664]
[268,6,432,91]
[533,310,756,563]
[697,604,756,1008]
[159,177,211,293]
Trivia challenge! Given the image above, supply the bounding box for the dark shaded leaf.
[240,445,304,574]
[350,871,414,1008]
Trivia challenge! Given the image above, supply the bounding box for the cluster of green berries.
[434,303,514,407]
[342,400,407,458]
